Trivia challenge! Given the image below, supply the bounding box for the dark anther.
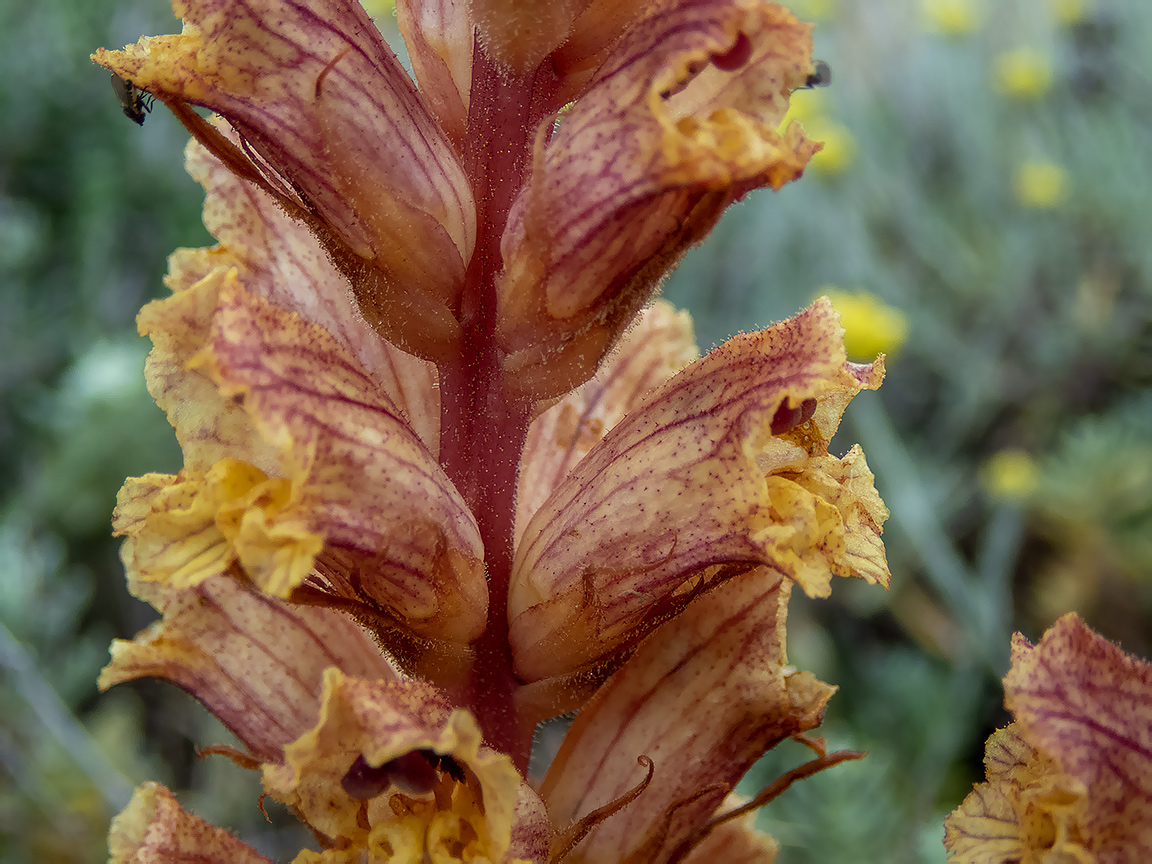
[381,749,441,796]
[710,32,753,71]
[426,752,466,784]
[341,749,464,800]
[770,397,817,435]
[341,753,395,800]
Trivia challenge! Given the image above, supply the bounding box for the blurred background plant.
[1,0,1148,861]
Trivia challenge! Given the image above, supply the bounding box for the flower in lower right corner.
[944,613,1152,862]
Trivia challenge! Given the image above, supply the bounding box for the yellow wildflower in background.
[994,48,1053,99]
[806,119,855,174]
[981,449,1039,501]
[1014,161,1069,208]
[821,290,907,360]
[1049,0,1092,25]
[922,0,982,35]
[782,86,823,126]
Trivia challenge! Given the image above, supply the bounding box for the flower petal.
[93,0,475,360]
[1005,614,1152,858]
[510,784,553,863]
[99,575,395,763]
[945,615,1152,861]
[496,1,820,400]
[204,275,487,638]
[549,0,658,102]
[396,0,473,149]
[516,300,698,545]
[109,782,271,864]
[262,669,544,861]
[943,725,1088,864]
[181,136,441,454]
[139,268,276,475]
[509,299,887,683]
[681,805,779,864]
[121,269,486,644]
[472,0,586,73]
[541,569,831,861]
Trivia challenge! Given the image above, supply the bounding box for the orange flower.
[944,614,1152,862]
[93,1,888,860]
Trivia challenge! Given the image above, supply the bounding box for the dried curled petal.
[261,669,546,861]
[98,575,395,763]
[944,725,1089,864]
[496,1,822,400]
[109,782,271,864]
[509,299,888,683]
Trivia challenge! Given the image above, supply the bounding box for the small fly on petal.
[801,60,833,89]
[110,73,153,125]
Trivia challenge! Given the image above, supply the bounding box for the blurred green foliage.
[0,0,1148,862]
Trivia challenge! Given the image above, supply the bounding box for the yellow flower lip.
[263,670,528,862]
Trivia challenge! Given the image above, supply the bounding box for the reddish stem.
[438,41,556,773]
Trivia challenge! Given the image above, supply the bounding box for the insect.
[110,73,154,125]
[802,59,833,89]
